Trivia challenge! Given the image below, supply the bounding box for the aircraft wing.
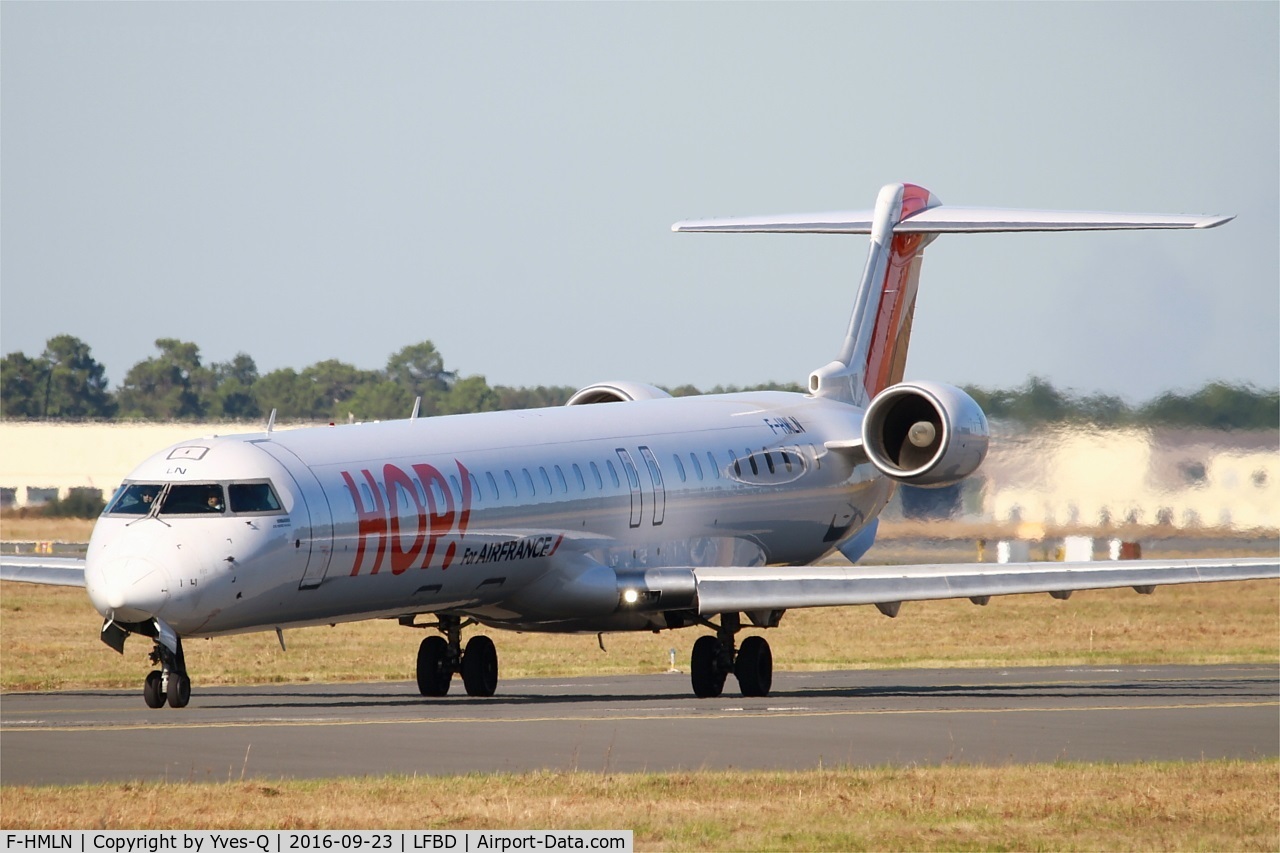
[624,557,1278,616]
[0,555,87,588]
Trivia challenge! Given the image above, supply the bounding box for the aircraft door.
[638,446,666,526]
[615,449,643,528]
[252,441,335,590]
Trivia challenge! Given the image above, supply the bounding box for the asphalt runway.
[2,664,1276,785]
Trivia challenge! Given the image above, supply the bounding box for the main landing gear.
[690,613,773,698]
[143,635,191,709]
[413,615,499,698]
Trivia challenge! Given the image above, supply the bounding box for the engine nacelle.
[565,381,672,406]
[862,381,989,487]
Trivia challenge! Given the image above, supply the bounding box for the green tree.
[343,381,416,421]
[42,487,107,518]
[964,377,1080,425]
[302,359,381,420]
[1,337,114,419]
[493,385,575,410]
[705,381,806,395]
[116,338,211,420]
[666,384,703,398]
[254,368,328,421]
[1075,392,1132,427]
[0,351,43,417]
[1141,382,1280,431]
[384,341,457,416]
[211,353,261,420]
[441,375,501,415]
[40,335,115,418]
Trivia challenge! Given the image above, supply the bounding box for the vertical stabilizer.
[808,183,940,405]
[671,184,1231,408]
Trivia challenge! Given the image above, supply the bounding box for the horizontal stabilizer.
[672,206,1233,234]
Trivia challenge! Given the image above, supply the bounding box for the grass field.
[4,762,1278,850]
[2,525,1276,849]
[2,578,1276,691]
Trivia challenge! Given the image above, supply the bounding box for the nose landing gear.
[142,626,189,709]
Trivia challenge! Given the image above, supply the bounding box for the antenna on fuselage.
[410,396,422,420]
[265,408,277,436]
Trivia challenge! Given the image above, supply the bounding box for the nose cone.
[86,555,171,622]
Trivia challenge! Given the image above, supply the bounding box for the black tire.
[416,635,452,696]
[690,635,726,698]
[143,670,165,709]
[167,671,191,708]
[461,635,498,697]
[735,635,773,697]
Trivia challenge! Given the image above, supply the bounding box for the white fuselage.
[85,391,891,638]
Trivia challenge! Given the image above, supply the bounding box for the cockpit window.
[106,483,163,515]
[160,484,226,515]
[105,480,284,517]
[229,482,283,513]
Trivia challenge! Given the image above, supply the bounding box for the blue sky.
[3,2,1276,402]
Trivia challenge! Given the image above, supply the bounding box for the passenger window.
[485,471,500,502]
[107,483,163,515]
[468,473,482,503]
[672,454,687,483]
[539,467,554,494]
[605,460,621,488]
[448,475,463,502]
[228,482,283,513]
[160,483,226,515]
[504,469,518,498]
[689,453,704,481]
[728,449,741,478]
[780,450,793,473]
[392,482,417,521]
[571,463,586,492]
[522,468,536,497]
[589,461,604,490]
[553,465,568,493]
[706,451,721,479]
[763,450,775,475]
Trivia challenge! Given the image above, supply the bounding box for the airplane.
[2,182,1275,710]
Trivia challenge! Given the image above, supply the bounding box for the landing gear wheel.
[691,635,726,698]
[461,635,498,697]
[417,635,453,696]
[143,671,165,709]
[166,671,191,708]
[735,635,773,697]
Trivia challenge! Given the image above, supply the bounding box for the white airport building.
[0,421,1276,533]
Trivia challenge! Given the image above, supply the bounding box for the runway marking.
[3,699,1275,734]
[4,671,1274,711]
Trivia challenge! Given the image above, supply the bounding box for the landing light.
[622,588,641,606]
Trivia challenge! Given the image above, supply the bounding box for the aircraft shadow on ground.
[37,675,1274,713]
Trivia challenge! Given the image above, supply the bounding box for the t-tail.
[673,182,1233,408]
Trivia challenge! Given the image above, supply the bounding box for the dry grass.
[2,579,1276,692]
[3,762,1277,850]
[3,526,1277,850]
[0,516,96,543]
